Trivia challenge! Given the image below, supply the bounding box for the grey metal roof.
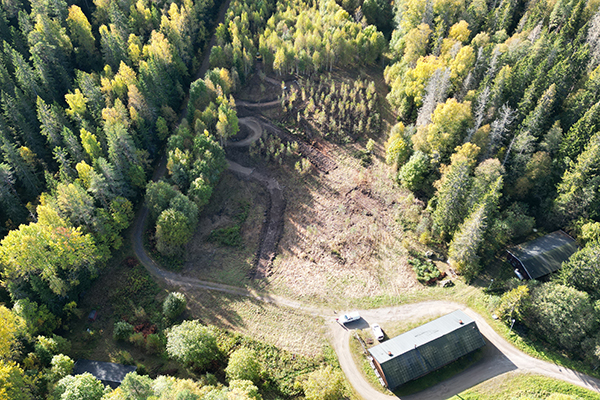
[368,310,485,389]
[508,231,579,279]
[73,359,136,389]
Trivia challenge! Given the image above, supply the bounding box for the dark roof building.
[73,359,137,389]
[507,230,579,280]
[368,310,485,390]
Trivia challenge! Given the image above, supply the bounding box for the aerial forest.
[1,0,600,397]
[384,0,600,369]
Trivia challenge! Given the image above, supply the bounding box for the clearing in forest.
[182,68,432,309]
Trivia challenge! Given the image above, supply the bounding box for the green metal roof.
[508,231,579,280]
[368,310,485,390]
[73,360,136,389]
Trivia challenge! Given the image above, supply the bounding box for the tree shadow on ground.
[400,336,518,399]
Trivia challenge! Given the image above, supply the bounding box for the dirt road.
[331,302,600,399]
[129,3,600,396]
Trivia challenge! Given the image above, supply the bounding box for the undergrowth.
[208,201,250,247]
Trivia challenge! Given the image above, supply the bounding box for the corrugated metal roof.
[73,360,137,388]
[509,231,579,279]
[368,310,485,389]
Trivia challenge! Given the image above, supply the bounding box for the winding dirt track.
[227,118,286,278]
[130,3,600,397]
[331,302,600,399]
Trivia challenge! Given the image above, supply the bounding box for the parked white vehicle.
[371,323,384,341]
[338,312,361,324]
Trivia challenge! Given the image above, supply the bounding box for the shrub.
[113,321,135,341]
[303,366,345,400]
[135,364,148,376]
[129,332,146,348]
[116,350,135,365]
[225,348,261,384]
[208,226,242,247]
[166,320,219,371]
[146,334,164,355]
[408,258,441,284]
[163,292,187,320]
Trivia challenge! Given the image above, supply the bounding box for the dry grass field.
[265,146,422,306]
[183,286,328,356]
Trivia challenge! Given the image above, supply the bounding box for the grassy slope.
[449,373,600,399]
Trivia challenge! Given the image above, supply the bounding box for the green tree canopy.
[53,373,106,400]
[558,244,600,299]
[0,204,101,301]
[302,366,345,400]
[166,320,219,371]
[524,283,598,353]
[155,208,194,256]
[225,348,261,384]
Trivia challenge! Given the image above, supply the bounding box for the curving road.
[330,302,600,399]
[129,3,600,397]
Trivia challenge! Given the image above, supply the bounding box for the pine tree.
[518,84,557,140]
[559,102,600,164]
[67,5,98,69]
[53,147,76,182]
[448,176,502,281]
[0,163,27,224]
[75,71,104,122]
[8,43,44,100]
[0,134,42,198]
[61,126,84,162]
[28,13,73,101]
[416,67,450,127]
[36,96,64,148]
[431,143,480,239]
[2,90,45,158]
[588,9,600,67]
[99,23,129,70]
[485,104,515,159]
[555,132,600,221]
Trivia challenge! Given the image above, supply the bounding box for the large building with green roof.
[507,230,579,280]
[368,310,485,390]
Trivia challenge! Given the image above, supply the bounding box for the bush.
[163,292,186,320]
[408,258,441,284]
[136,364,148,376]
[113,322,134,341]
[146,334,164,355]
[208,226,242,247]
[166,320,219,371]
[129,332,146,348]
[303,366,345,400]
[225,348,261,384]
[116,350,135,365]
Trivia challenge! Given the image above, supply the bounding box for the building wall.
[372,358,388,387]
[506,252,530,279]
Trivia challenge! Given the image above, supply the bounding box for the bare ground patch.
[262,146,422,307]
[228,67,425,307]
[180,171,268,286]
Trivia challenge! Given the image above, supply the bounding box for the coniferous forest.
[1,0,600,398]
